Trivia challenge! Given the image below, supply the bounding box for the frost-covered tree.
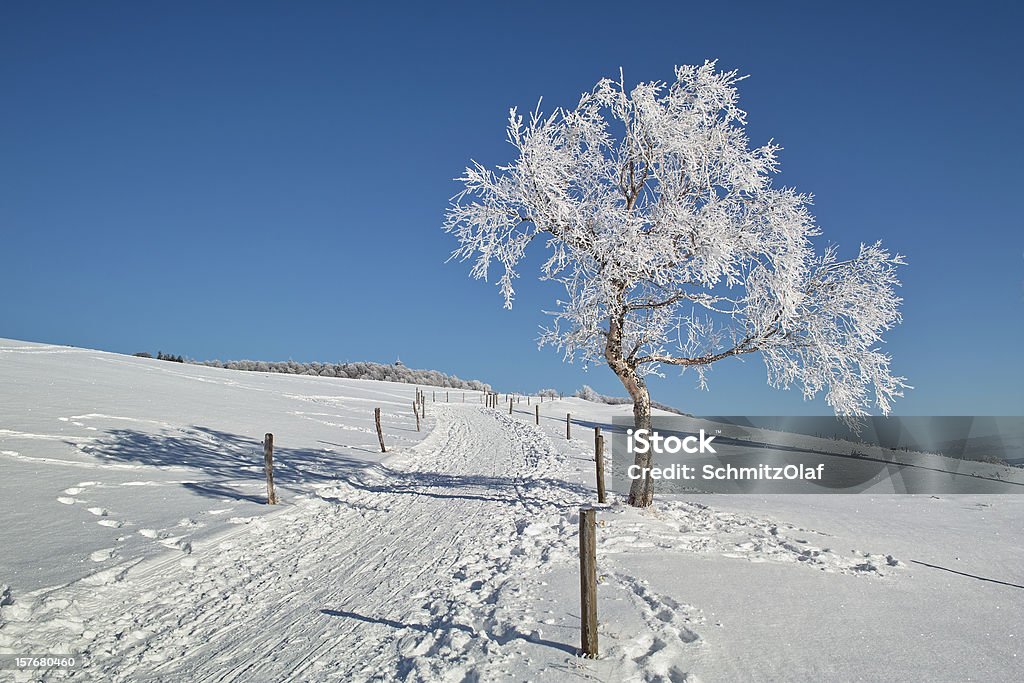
[445,62,907,507]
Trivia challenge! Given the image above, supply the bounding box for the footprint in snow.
[159,536,193,554]
[90,548,118,562]
[83,565,129,586]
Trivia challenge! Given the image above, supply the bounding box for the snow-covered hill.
[0,339,445,595]
[1,339,1021,681]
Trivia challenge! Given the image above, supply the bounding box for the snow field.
[2,340,1021,681]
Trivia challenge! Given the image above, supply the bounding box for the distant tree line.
[132,351,184,362]
[574,385,687,416]
[189,358,492,392]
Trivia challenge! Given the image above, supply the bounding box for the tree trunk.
[604,300,655,507]
[618,368,654,507]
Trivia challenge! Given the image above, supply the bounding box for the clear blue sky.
[2,1,1022,415]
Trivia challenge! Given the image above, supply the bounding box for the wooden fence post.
[263,433,277,505]
[374,408,387,453]
[414,402,420,431]
[535,404,539,425]
[595,434,606,504]
[509,398,513,415]
[594,426,602,459]
[579,507,598,657]
[446,391,449,402]
[567,413,572,440]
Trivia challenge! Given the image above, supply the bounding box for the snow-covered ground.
[1,339,1021,681]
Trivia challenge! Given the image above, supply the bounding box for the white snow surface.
[1,339,1021,681]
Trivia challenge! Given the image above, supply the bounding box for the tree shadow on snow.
[84,426,592,508]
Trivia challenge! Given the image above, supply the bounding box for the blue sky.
[2,1,1022,415]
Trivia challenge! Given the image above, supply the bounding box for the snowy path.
[3,405,589,682]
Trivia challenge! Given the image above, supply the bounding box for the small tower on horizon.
[394,356,404,367]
